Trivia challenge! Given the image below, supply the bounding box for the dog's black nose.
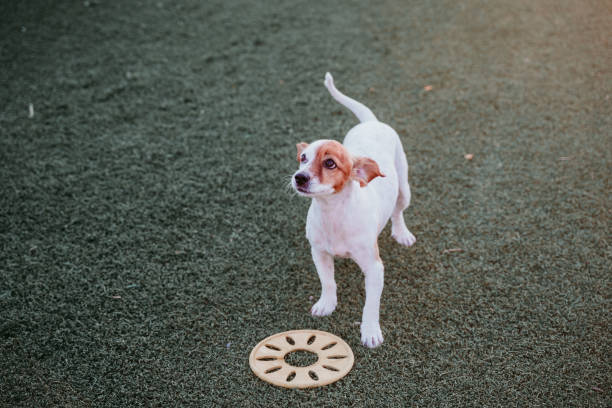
[294,173,310,187]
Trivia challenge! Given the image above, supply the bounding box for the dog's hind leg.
[391,145,416,247]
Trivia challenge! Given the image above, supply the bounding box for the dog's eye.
[300,154,307,163]
[323,159,336,169]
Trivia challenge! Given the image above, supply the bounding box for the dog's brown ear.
[351,156,385,187]
[296,142,309,161]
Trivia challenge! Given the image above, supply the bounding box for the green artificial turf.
[1,0,610,406]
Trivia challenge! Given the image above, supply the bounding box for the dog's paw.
[311,296,337,317]
[392,228,416,247]
[360,322,384,348]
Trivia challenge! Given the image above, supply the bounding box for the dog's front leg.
[310,247,337,317]
[354,249,385,348]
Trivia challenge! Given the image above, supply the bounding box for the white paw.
[311,296,337,317]
[360,322,384,348]
[392,228,416,247]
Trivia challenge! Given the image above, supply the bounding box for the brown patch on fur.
[312,141,353,192]
[296,142,309,161]
[374,242,381,262]
[352,157,384,187]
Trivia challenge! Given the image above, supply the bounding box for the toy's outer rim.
[249,329,354,389]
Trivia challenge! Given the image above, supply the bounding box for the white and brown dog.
[292,73,416,348]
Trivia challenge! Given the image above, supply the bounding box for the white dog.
[292,73,416,348]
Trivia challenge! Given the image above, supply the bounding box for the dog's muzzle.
[294,172,310,188]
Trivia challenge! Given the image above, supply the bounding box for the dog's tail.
[324,72,377,123]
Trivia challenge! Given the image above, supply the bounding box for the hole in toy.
[265,344,280,351]
[307,335,316,345]
[265,366,281,374]
[323,365,339,372]
[256,357,277,361]
[321,342,337,350]
[284,350,318,367]
[309,370,319,381]
[286,336,295,345]
[327,355,347,359]
[286,371,296,382]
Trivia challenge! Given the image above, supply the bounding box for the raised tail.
[324,72,377,123]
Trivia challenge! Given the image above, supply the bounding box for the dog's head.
[291,140,384,197]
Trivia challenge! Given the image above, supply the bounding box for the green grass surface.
[1,0,610,406]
